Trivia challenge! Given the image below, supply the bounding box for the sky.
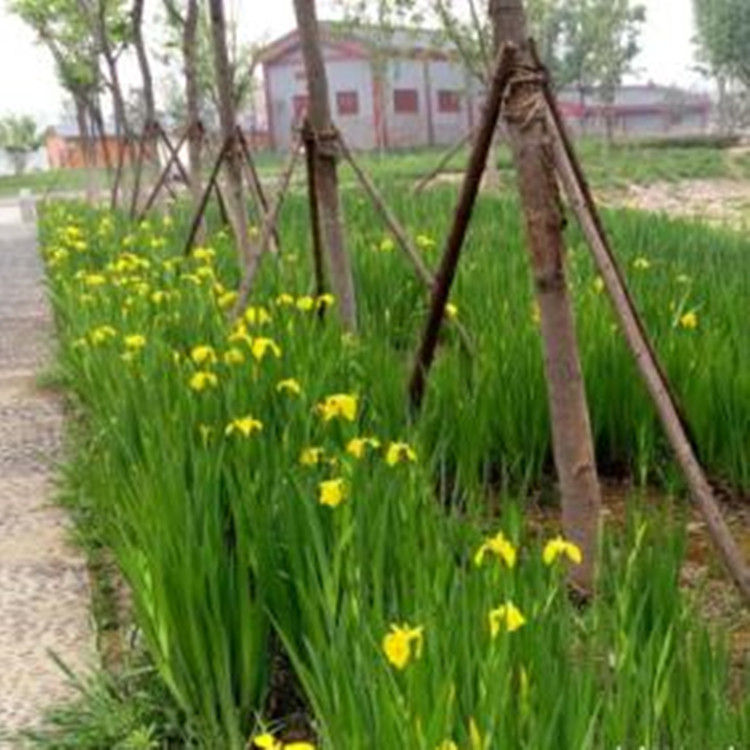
[0,0,703,127]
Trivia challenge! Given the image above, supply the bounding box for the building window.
[394,89,419,114]
[337,91,359,116]
[292,94,309,123]
[438,90,461,113]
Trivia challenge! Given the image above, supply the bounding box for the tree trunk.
[208,0,253,267]
[292,0,358,332]
[131,0,156,128]
[489,0,601,596]
[717,76,730,135]
[184,0,202,204]
[74,95,98,202]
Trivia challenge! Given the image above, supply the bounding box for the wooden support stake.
[110,133,128,210]
[337,131,475,355]
[412,127,475,195]
[213,181,230,228]
[137,128,189,222]
[541,69,750,602]
[237,126,281,253]
[233,139,303,317]
[158,122,191,185]
[182,134,233,257]
[408,44,517,411]
[302,120,327,299]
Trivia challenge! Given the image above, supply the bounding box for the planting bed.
[33,186,750,748]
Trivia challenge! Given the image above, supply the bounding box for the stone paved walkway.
[0,209,92,745]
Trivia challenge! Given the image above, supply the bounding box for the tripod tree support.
[337,131,475,355]
[293,0,358,332]
[232,139,304,318]
[138,127,190,223]
[489,0,601,597]
[302,120,327,300]
[408,44,516,411]
[208,0,254,269]
[182,134,233,257]
[540,68,750,602]
[236,126,281,254]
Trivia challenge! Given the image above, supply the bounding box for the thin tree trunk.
[184,0,202,203]
[74,96,97,202]
[293,0,358,332]
[542,84,750,603]
[130,0,157,214]
[131,0,155,128]
[489,0,601,597]
[208,0,253,267]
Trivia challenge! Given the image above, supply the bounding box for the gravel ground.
[0,214,93,745]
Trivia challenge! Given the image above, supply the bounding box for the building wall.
[263,35,711,151]
[266,47,376,151]
[384,57,429,148]
[46,134,143,170]
[427,59,471,146]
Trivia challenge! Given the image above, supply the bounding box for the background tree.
[130,0,156,131]
[207,0,253,267]
[585,0,646,143]
[0,115,43,175]
[10,0,104,198]
[693,0,750,133]
[162,0,203,201]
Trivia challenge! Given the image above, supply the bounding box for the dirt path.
[0,211,92,745]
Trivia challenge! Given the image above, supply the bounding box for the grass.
[31,180,750,748]
[6,134,750,201]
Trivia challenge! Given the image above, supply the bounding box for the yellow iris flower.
[542,536,583,566]
[489,602,526,637]
[474,531,517,569]
[382,623,424,670]
[316,394,358,422]
[318,478,347,508]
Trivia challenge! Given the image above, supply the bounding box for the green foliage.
[13,657,185,749]
[0,114,42,175]
[160,0,264,126]
[9,0,101,97]
[555,0,645,104]
[694,0,750,87]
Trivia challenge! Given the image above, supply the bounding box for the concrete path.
[0,207,92,745]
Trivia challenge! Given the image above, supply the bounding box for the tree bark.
[184,0,202,203]
[207,0,254,267]
[542,84,750,603]
[131,0,155,127]
[489,0,601,596]
[292,0,358,332]
[74,95,98,202]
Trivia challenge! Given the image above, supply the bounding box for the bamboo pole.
[337,130,475,356]
[408,44,517,410]
[541,69,750,603]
